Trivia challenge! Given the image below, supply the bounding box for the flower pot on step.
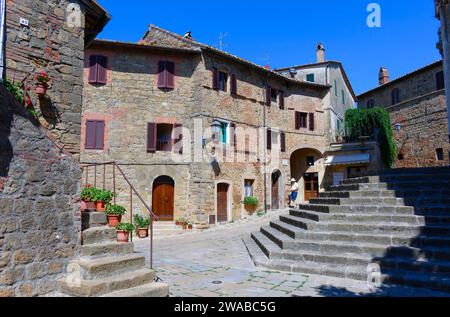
[80,200,96,211]
[96,201,106,212]
[107,215,122,227]
[35,83,48,97]
[116,230,130,243]
[244,204,257,214]
[137,228,149,238]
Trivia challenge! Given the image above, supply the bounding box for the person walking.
[290,178,299,208]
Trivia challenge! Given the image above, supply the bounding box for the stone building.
[81,25,351,226]
[274,43,357,144]
[357,61,449,168]
[1,0,109,297]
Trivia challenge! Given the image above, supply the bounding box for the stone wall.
[5,0,87,156]
[0,85,81,297]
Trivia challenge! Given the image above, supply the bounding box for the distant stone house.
[357,61,449,168]
[81,25,340,225]
[274,43,357,144]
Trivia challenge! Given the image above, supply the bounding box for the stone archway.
[290,148,324,202]
[271,169,282,210]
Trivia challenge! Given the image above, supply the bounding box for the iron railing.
[80,161,158,269]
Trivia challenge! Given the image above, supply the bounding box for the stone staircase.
[57,212,169,297]
[152,221,186,237]
[244,167,450,293]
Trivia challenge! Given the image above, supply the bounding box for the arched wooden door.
[271,170,281,210]
[152,176,175,221]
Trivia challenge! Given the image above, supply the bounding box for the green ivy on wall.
[345,107,397,168]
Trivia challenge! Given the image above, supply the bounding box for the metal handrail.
[81,161,157,269]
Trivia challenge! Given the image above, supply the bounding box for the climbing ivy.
[3,78,24,104]
[345,107,397,168]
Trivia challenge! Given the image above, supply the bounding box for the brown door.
[152,177,174,221]
[272,171,280,210]
[217,183,229,223]
[304,173,319,201]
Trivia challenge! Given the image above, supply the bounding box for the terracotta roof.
[357,60,443,98]
[142,24,331,90]
[92,39,202,54]
[273,61,357,100]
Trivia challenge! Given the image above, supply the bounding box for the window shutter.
[279,90,285,109]
[230,74,237,95]
[97,56,108,84]
[147,122,157,153]
[436,71,444,90]
[212,68,219,90]
[267,129,272,150]
[172,123,183,154]
[158,61,167,89]
[295,112,300,130]
[95,120,105,149]
[280,132,286,152]
[85,120,96,149]
[230,123,237,151]
[88,55,98,84]
[166,61,175,89]
[309,113,315,131]
[266,86,271,106]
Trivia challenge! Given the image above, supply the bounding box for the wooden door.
[272,172,280,210]
[304,173,319,201]
[217,183,229,223]
[152,182,174,221]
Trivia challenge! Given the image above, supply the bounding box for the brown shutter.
[230,123,237,152]
[266,86,271,106]
[295,112,300,130]
[280,132,286,152]
[309,113,315,131]
[279,90,285,109]
[88,55,98,84]
[95,120,105,149]
[212,68,219,90]
[147,122,157,153]
[85,120,96,149]
[166,61,175,89]
[158,61,166,89]
[267,129,272,150]
[172,123,183,154]
[97,56,108,84]
[230,73,237,95]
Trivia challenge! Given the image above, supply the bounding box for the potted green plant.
[34,70,50,97]
[243,196,258,214]
[80,185,97,211]
[134,214,150,238]
[176,218,185,226]
[92,189,114,212]
[105,204,126,227]
[116,223,134,243]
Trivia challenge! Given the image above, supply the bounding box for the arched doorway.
[290,148,323,202]
[271,170,282,210]
[152,176,175,221]
[216,182,230,223]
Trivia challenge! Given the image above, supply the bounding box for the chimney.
[184,31,193,39]
[316,43,325,63]
[379,67,390,85]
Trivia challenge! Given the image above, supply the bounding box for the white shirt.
[291,182,299,192]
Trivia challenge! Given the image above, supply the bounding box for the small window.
[334,80,338,96]
[156,124,174,152]
[367,99,375,109]
[306,73,315,82]
[398,153,404,160]
[436,71,445,90]
[244,179,254,197]
[342,90,345,105]
[218,71,228,92]
[295,112,308,129]
[436,148,444,161]
[271,88,278,102]
[391,88,401,105]
[307,156,315,166]
[157,60,175,90]
[219,121,229,144]
[88,55,108,85]
[85,120,105,150]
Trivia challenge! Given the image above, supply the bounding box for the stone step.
[322,190,450,200]
[310,197,406,206]
[377,167,450,176]
[76,254,145,280]
[380,269,450,293]
[296,205,415,215]
[82,226,116,245]
[82,212,107,231]
[375,256,450,275]
[290,209,428,225]
[100,282,169,297]
[57,268,155,297]
[342,176,450,187]
[81,241,134,258]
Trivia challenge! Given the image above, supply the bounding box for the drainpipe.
[263,72,270,214]
[0,0,5,81]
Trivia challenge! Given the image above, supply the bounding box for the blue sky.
[96,0,441,95]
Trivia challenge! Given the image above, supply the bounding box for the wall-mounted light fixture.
[394,123,402,132]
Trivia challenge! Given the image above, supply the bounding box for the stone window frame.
[436,148,444,161]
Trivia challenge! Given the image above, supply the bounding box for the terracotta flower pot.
[244,204,257,214]
[137,228,149,238]
[116,230,130,243]
[182,224,187,230]
[107,215,122,227]
[187,224,193,230]
[96,201,106,212]
[35,83,48,97]
[80,200,95,211]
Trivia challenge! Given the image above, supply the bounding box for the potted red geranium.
[34,70,50,97]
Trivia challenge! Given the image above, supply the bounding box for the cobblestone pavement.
[134,210,450,297]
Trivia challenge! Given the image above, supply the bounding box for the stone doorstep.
[100,282,169,297]
[57,268,155,297]
[82,226,117,245]
[81,241,134,257]
[77,254,146,280]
